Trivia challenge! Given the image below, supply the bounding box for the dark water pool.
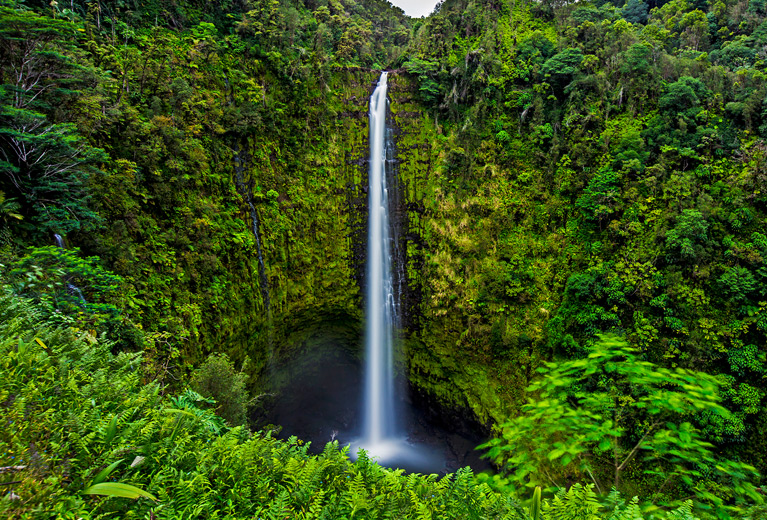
[259,341,493,476]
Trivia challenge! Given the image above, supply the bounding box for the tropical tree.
[664,209,710,263]
[481,334,761,515]
[0,7,105,233]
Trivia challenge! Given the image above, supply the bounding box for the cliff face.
[237,70,510,426]
[387,74,535,426]
[0,1,526,432]
[387,74,506,425]
[238,69,377,378]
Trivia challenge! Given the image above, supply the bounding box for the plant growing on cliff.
[5,245,121,314]
[191,352,251,427]
[0,7,106,234]
[481,334,761,515]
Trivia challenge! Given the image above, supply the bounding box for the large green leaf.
[82,482,157,501]
[91,458,123,486]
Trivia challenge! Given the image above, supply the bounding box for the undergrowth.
[0,287,725,519]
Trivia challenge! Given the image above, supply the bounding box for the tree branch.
[617,421,658,472]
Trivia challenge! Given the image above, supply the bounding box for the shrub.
[191,352,250,426]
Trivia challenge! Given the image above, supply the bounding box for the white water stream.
[362,72,397,446]
[352,72,437,466]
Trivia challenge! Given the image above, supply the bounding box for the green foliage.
[0,287,531,518]
[576,167,621,224]
[728,344,765,377]
[543,484,601,520]
[659,77,709,116]
[0,6,106,234]
[622,0,649,25]
[540,484,700,520]
[481,334,761,514]
[0,190,22,224]
[191,352,250,427]
[717,266,756,303]
[403,57,442,102]
[0,108,107,233]
[4,245,121,316]
[517,31,556,66]
[621,44,652,76]
[547,264,627,348]
[540,48,584,90]
[608,119,650,173]
[82,482,158,501]
[664,209,709,263]
[531,485,542,520]
[3,287,724,519]
[170,389,228,435]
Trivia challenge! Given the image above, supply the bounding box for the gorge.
[264,70,491,475]
[2,0,767,516]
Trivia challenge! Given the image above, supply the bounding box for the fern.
[543,484,601,520]
[344,471,370,518]
[266,489,292,520]
[607,495,643,520]
[664,501,699,520]
[415,500,433,520]
[304,488,326,520]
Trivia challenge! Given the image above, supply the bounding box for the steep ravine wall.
[230,70,508,431]
[387,74,507,428]
[235,69,378,379]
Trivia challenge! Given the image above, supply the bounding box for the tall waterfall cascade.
[352,72,438,468]
[362,71,397,446]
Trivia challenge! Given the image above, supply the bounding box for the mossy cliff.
[236,68,379,377]
[387,73,559,427]
[0,0,551,433]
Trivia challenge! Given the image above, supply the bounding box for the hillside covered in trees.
[1,0,767,517]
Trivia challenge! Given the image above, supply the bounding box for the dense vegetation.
[2,289,720,518]
[1,0,767,516]
[0,288,515,518]
[400,0,767,508]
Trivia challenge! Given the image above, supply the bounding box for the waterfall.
[233,141,270,313]
[225,73,270,313]
[362,72,398,446]
[67,283,87,306]
[348,73,441,470]
[53,233,87,308]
